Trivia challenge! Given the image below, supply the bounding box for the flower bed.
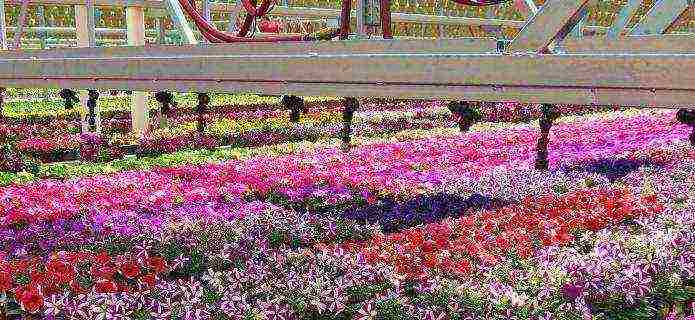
[0,109,692,318]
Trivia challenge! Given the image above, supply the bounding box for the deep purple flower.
[562,282,584,301]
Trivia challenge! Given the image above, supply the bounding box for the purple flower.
[562,283,584,301]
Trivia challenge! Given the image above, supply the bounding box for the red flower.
[455,259,471,275]
[94,251,111,265]
[17,286,44,314]
[120,261,140,279]
[0,262,12,292]
[46,259,76,284]
[94,279,118,293]
[422,254,438,269]
[91,264,117,280]
[148,257,167,273]
[421,240,436,253]
[141,273,156,287]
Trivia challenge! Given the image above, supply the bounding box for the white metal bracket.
[164,0,199,45]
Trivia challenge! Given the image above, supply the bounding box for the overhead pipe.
[178,0,322,42]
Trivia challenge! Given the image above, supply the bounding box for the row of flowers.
[0,172,691,318]
[3,99,633,164]
[7,104,453,164]
[1,110,691,228]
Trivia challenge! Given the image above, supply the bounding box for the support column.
[87,90,100,133]
[448,101,481,132]
[380,0,392,39]
[535,104,560,171]
[155,91,176,129]
[12,0,29,49]
[342,97,359,150]
[196,93,210,133]
[75,2,99,134]
[356,0,366,37]
[227,0,243,32]
[59,89,79,110]
[339,0,353,39]
[127,6,149,135]
[282,95,305,123]
[676,109,695,147]
[202,0,211,43]
[0,0,6,50]
[37,6,47,49]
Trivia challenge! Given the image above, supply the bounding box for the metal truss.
[0,0,692,108]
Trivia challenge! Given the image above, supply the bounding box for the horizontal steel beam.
[0,39,692,107]
[562,35,695,53]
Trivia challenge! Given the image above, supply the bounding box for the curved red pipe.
[178,0,306,42]
[241,0,272,17]
[237,0,273,37]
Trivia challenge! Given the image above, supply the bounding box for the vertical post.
[127,5,149,135]
[155,91,175,129]
[228,0,243,32]
[12,0,29,49]
[76,2,100,134]
[156,17,166,44]
[676,109,695,147]
[535,104,560,171]
[437,5,445,38]
[356,0,366,37]
[448,101,481,132]
[202,0,211,43]
[342,97,359,150]
[196,93,210,133]
[283,95,305,123]
[339,0,353,39]
[87,90,100,132]
[37,6,47,49]
[0,0,6,50]
[380,0,392,39]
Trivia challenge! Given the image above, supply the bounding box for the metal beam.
[629,0,689,35]
[0,39,692,107]
[508,0,595,53]
[227,0,242,32]
[606,0,641,39]
[563,35,695,53]
[164,0,198,44]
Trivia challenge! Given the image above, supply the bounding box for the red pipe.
[237,0,273,37]
[380,0,392,39]
[338,0,352,39]
[241,0,272,17]
[178,0,307,42]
